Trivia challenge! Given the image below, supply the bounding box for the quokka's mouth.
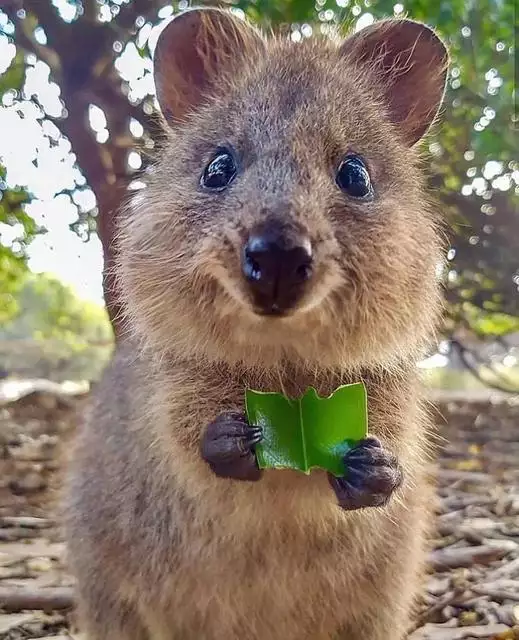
[252,303,293,318]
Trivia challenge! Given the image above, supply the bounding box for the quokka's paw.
[201,412,263,481]
[328,437,403,510]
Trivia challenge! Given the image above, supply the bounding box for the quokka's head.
[117,8,449,369]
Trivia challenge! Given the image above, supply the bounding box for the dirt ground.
[0,386,518,640]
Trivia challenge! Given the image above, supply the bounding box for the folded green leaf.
[245,383,368,477]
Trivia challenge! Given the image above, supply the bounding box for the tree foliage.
[0,169,32,323]
[0,45,34,322]
[0,271,113,381]
[0,0,517,343]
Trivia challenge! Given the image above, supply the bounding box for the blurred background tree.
[0,272,113,381]
[0,0,517,387]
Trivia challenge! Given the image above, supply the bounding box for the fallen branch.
[0,586,74,612]
[435,470,493,485]
[0,516,53,529]
[439,495,496,511]
[408,622,511,639]
[471,584,519,602]
[485,557,519,581]
[0,613,37,635]
[410,589,466,630]
[428,543,515,570]
[0,528,43,542]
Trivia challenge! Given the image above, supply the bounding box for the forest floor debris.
[0,387,518,639]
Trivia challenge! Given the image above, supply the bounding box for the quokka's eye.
[335,155,373,200]
[200,149,237,191]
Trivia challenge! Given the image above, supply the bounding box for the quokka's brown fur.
[64,8,449,639]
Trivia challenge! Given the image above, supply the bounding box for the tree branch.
[82,0,100,23]
[451,339,519,394]
[3,6,61,74]
[21,0,66,51]
[114,0,166,32]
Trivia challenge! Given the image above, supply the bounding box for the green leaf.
[245,383,368,477]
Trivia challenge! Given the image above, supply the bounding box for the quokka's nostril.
[296,262,313,282]
[244,253,262,282]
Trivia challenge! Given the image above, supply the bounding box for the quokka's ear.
[153,8,265,125]
[340,18,449,145]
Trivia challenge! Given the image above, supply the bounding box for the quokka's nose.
[242,228,313,315]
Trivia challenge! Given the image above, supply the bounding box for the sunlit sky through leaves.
[0,1,168,304]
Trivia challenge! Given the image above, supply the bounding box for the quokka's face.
[118,9,448,368]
